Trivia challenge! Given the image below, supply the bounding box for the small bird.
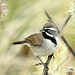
[13,22,60,64]
[13,11,60,66]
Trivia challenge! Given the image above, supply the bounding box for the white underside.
[30,37,60,56]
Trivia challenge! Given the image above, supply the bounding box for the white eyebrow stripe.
[45,27,57,31]
[46,32,53,37]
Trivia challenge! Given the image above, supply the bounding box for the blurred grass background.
[0,0,75,75]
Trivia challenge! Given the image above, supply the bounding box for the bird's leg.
[36,53,54,65]
[36,56,44,65]
[36,56,49,69]
[52,53,55,59]
[35,53,54,69]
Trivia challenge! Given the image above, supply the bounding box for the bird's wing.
[25,33,43,46]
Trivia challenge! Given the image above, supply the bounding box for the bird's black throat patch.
[42,32,57,45]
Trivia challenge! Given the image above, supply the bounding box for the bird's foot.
[35,62,49,70]
[35,62,43,66]
[50,53,55,59]
[52,54,55,59]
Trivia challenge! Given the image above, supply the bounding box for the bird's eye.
[44,29,50,32]
[47,29,50,32]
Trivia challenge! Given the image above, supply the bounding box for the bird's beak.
[40,29,45,32]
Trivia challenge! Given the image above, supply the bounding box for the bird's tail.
[13,40,26,45]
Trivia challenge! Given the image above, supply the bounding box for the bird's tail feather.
[13,40,26,45]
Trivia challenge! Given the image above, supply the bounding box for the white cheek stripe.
[45,27,57,31]
[46,32,53,37]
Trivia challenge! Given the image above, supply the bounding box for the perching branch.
[61,35,75,57]
[45,10,59,31]
[42,10,75,75]
[45,10,75,57]
[61,13,75,56]
[43,54,53,75]
[60,13,72,36]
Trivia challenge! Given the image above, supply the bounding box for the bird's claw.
[35,62,49,70]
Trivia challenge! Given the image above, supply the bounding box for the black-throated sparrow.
[13,11,60,67]
[13,22,60,57]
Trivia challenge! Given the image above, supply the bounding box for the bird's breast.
[30,37,60,56]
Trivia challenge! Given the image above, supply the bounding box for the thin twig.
[45,10,54,23]
[45,10,75,57]
[60,13,72,36]
[61,13,75,57]
[43,54,53,75]
[42,10,75,75]
[45,10,59,30]
[61,35,75,56]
